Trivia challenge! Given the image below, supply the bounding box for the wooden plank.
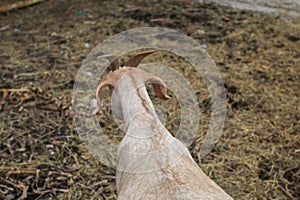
[0,0,46,13]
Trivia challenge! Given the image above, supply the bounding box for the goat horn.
[125,49,159,68]
[97,54,120,71]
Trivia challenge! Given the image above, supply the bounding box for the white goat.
[93,50,233,200]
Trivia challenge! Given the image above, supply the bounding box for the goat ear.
[125,49,159,68]
[146,76,170,100]
[92,80,112,115]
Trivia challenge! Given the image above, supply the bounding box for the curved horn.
[125,49,159,68]
[97,54,120,71]
[92,80,112,115]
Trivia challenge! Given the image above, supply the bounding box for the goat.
[93,50,233,200]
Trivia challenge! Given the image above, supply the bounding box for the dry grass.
[0,0,299,199]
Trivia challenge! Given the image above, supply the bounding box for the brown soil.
[0,0,299,199]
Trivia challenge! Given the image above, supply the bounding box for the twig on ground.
[0,0,46,13]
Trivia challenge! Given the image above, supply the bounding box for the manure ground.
[0,0,299,199]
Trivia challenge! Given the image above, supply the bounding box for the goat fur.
[94,50,233,200]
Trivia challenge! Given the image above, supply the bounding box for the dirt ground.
[0,0,299,199]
